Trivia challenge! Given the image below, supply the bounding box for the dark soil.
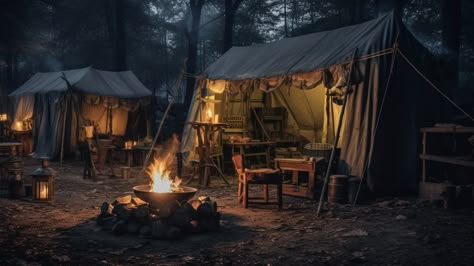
[1,159,473,265]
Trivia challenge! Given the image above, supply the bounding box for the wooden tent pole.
[59,93,68,166]
[317,50,357,218]
[140,66,185,174]
[60,73,73,166]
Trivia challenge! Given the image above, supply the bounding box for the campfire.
[97,136,220,240]
[148,156,182,193]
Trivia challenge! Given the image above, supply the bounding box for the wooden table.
[11,130,32,155]
[231,141,275,168]
[274,157,324,199]
[0,142,22,157]
[188,121,229,187]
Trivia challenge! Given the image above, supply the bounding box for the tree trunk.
[184,0,205,109]
[374,0,406,17]
[111,0,127,71]
[223,0,243,53]
[441,0,461,98]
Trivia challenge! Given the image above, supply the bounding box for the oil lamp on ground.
[30,158,56,202]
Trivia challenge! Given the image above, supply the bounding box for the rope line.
[397,49,474,122]
[352,34,400,210]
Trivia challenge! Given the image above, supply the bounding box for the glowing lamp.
[206,107,213,123]
[0,113,7,122]
[30,158,55,202]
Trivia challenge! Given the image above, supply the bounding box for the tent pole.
[59,93,68,166]
[60,73,73,166]
[317,50,357,218]
[140,66,185,175]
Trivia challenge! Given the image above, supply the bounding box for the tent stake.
[316,50,357,218]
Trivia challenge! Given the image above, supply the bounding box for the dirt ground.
[1,158,473,265]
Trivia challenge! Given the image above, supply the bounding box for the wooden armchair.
[232,154,282,209]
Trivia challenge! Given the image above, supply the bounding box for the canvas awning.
[9,66,151,98]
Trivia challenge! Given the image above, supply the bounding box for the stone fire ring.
[133,185,197,210]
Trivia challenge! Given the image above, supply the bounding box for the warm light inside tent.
[206,107,213,123]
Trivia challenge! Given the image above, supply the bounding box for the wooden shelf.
[419,154,474,168]
[420,126,474,186]
[420,127,474,134]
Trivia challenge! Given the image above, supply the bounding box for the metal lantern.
[30,158,55,202]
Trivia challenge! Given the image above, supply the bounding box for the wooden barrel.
[328,175,348,204]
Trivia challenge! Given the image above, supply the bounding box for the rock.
[166,226,182,240]
[395,215,407,220]
[97,216,117,231]
[134,205,150,224]
[111,220,128,235]
[393,199,411,207]
[170,208,193,229]
[152,221,168,239]
[158,207,172,218]
[52,255,71,262]
[341,229,368,237]
[127,221,140,234]
[183,202,198,220]
[190,220,200,233]
[139,225,152,236]
[100,202,113,217]
[112,204,134,221]
[350,251,367,264]
[197,202,213,218]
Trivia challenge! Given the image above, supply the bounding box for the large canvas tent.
[181,11,441,195]
[9,66,152,159]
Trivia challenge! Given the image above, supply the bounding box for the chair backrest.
[232,154,244,174]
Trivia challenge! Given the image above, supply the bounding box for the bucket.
[120,166,131,179]
[328,174,348,204]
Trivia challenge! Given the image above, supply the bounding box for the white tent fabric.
[9,66,151,98]
[182,11,440,196]
[204,13,398,80]
[9,67,152,159]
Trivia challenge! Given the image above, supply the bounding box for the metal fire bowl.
[132,185,197,210]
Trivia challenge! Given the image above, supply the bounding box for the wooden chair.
[232,154,283,209]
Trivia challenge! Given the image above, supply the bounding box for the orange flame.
[147,134,183,192]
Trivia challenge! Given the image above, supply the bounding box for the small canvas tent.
[181,11,441,195]
[9,66,152,159]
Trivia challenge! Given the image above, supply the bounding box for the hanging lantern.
[30,158,55,202]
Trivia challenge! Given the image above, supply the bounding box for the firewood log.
[113,195,132,205]
[131,197,147,206]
